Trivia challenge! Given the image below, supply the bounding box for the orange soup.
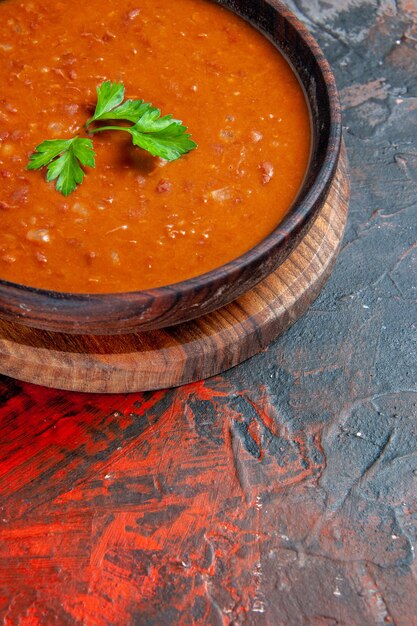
[0,0,311,293]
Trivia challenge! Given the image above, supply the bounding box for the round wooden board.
[0,147,349,393]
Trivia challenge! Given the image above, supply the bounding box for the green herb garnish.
[87,81,197,161]
[27,137,95,196]
[27,81,197,196]
[86,81,149,124]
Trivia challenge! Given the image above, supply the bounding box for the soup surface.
[0,0,311,293]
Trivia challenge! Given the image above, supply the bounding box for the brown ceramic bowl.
[0,0,341,335]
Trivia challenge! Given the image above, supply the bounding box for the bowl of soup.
[0,0,341,334]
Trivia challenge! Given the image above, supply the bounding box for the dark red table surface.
[1,2,417,625]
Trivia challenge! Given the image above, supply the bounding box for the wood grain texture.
[0,146,349,393]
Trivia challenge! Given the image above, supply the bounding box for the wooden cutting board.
[0,148,349,393]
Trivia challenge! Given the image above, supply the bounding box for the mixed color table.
[1,1,416,624]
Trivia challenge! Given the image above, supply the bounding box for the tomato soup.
[0,0,311,293]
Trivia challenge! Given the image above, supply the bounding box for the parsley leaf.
[90,115,197,161]
[27,81,197,195]
[129,113,198,161]
[87,91,152,125]
[88,81,197,161]
[86,81,125,126]
[27,137,96,196]
[101,99,152,123]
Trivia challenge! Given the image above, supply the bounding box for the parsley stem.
[28,81,197,195]
[88,125,132,134]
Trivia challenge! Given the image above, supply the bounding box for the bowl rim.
[0,0,342,326]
